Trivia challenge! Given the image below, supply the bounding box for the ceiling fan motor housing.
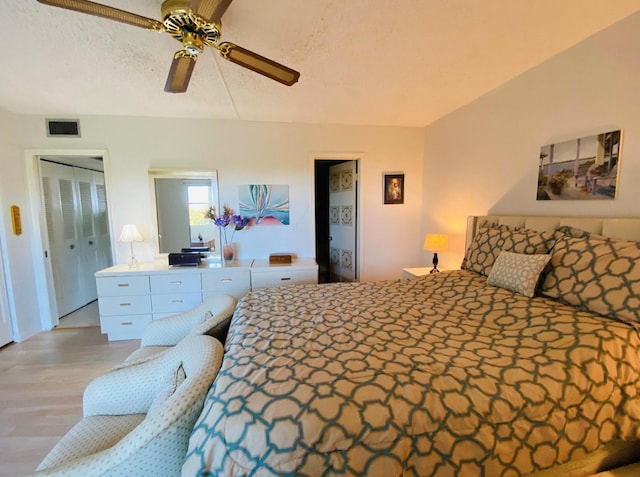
[161,0,221,50]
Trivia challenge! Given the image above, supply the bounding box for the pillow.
[487,251,551,297]
[555,225,607,240]
[462,224,557,276]
[540,234,640,327]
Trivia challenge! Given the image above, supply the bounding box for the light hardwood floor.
[0,326,139,476]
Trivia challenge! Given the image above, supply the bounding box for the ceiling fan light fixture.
[217,42,300,86]
[181,30,205,55]
[165,51,197,93]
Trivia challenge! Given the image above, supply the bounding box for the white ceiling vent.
[46,119,80,138]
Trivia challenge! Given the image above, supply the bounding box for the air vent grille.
[46,119,80,137]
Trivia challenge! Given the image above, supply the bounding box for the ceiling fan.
[36,0,300,93]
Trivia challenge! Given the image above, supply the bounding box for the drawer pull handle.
[120,303,132,307]
[171,299,183,303]
[121,322,133,326]
[170,281,182,285]
[221,278,232,283]
[117,283,130,287]
[281,277,292,281]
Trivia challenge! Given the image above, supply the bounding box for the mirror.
[148,169,220,256]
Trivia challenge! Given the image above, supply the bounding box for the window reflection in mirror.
[186,183,216,249]
[149,169,219,256]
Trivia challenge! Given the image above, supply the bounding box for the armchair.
[125,293,237,363]
[31,334,223,477]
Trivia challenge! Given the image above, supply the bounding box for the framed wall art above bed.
[536,129,622,201]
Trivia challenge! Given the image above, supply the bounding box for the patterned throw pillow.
[555,225,606,240]
[462,224,557,276]
[540,234,640,327]
[487,251,551,297]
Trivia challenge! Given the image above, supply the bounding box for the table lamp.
[119,224,143,268]
[423,233,448,273]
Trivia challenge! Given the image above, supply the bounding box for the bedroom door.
[328,161,357,281]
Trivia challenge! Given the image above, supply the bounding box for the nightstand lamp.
[423,233,448,273]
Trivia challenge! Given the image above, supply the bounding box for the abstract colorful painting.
[239,184,290,225]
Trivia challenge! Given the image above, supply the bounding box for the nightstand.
[402,267,434,279]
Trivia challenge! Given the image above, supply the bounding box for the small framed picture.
[383,173,404,204]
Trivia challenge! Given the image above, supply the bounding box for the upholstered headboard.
[465,215,640,252]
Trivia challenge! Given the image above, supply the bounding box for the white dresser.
[95,258,318,340]
[95,260,253,341]
[250,258,319,289]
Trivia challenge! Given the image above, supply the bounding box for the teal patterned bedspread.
[182,270,640,476]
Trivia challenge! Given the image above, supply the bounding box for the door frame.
[24,148,114,331]
[309,152,362,282]
[0,200,16,345]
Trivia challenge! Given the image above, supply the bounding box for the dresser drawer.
[150,273,201,294]
[201,270,252,294]
[251,269,318,289]
[98,295,151,316]
[96,276,150,296]
[100,314,152,341]
[151,292,202,314]
[202,289,247,301]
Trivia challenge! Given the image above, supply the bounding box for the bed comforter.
[182,270,640,476]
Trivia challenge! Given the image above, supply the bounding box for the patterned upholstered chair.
[125,293,237,363]
[31,334,223,477]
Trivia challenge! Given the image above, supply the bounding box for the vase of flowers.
[205,204,248,263]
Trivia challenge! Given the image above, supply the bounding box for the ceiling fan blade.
[217,42,300,86]
[190,0,234,24]
[165,52,197,93]
[36,0,163,30]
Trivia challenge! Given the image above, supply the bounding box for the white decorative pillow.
[487,251,551,297]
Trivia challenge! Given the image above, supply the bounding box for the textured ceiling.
[1,1,639,127]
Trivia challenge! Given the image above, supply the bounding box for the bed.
[182,215,640,476]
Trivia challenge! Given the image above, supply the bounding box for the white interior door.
[93,171,113,272]
[75,168,111,299]
[41,161,84,316]
[329,161,357,282]
[40,160,108,317]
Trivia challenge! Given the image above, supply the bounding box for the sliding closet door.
[93,173,112,272]
[40,161,110,317]
[76,169,112,295]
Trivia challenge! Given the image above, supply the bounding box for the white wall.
[422,11,640,267]
[0,109,42,340]
[1,113,424,339]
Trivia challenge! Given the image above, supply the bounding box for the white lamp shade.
[119,224,143,243]
[423,233,448,252]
